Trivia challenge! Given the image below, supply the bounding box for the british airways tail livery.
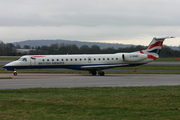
[3,36,174,76]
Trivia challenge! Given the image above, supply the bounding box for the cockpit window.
[18,58,27,62]
[22,58,27,62]
[18,58,23,61]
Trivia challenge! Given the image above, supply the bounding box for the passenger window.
[47,59,49,61]
[112,58,114,60]
[116,58,118,60]
[71,59,73,61]
[42,59,44,61]
[103,58,105,60]
[94,58,96,61]
[75,59,77,61]
[66,59,68,61]
[107,58,109,60]
[84,58,86,61]
[52,59,54,61]
[98,58,101,60]
[80,59,82,61]
[57,59,59,61]
[61,59,63,61]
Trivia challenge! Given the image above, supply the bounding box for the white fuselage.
[3,53,152,71]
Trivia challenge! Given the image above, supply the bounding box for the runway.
[0,73,180,89]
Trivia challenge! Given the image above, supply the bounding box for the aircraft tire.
[91,71,97,75]
[99,71,105,76]
[14,72,17,76]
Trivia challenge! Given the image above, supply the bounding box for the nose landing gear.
[14,69,17,76]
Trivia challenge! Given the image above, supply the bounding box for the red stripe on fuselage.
[140,50,144,54]
[147,41,163,49]
[31,56,45,58]
[147,55,157,60]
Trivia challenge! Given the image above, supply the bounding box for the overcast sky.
[0,0,180,46]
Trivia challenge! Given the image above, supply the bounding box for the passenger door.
[30,56,36,66]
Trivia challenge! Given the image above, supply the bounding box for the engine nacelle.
[122,53,147,62]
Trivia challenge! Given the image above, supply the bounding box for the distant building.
[16,49,34,54]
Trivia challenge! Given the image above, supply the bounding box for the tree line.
[0,41,180,58]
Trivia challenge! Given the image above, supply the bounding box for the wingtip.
[154,36,175,40]
[167,36,175,38]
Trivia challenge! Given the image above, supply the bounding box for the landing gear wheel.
[91,71,97,76]
[99,71,105,76]
[14,72,17,76]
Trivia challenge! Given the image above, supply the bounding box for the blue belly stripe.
[3,63,145,71]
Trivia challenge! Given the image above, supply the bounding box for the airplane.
[3,36,174,76]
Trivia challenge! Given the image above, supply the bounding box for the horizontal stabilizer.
[154,36,175,40]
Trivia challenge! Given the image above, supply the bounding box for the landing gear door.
[30,56,36,66]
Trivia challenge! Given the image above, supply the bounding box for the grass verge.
[0,56,19,60]
[114,65,180,70]
[155,58,180,61]
[0,86,180,119]
[0,77,12,79]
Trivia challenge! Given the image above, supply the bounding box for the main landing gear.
[99,71,105,76]
[90,70,105,76]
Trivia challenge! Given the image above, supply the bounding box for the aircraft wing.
[81,64,128,70]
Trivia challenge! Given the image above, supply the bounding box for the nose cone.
[2,62,16,70]
[3,63,9,69]
[3,65,7,69]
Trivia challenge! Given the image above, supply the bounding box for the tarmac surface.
[1,60,180,89]
[0,73,180,89]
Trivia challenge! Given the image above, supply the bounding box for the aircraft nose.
[3,65,7,69]
[2,62,15,69]
[3,63,10,69]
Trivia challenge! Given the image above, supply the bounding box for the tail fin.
[139,36,174,59]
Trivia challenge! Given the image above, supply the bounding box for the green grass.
[0,56,20,60]
[116,65,180,70]
[0,77,12,79]
[0,86,180,119]
[155,58,180,61]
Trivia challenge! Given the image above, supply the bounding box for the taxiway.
[0,73,180,89]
